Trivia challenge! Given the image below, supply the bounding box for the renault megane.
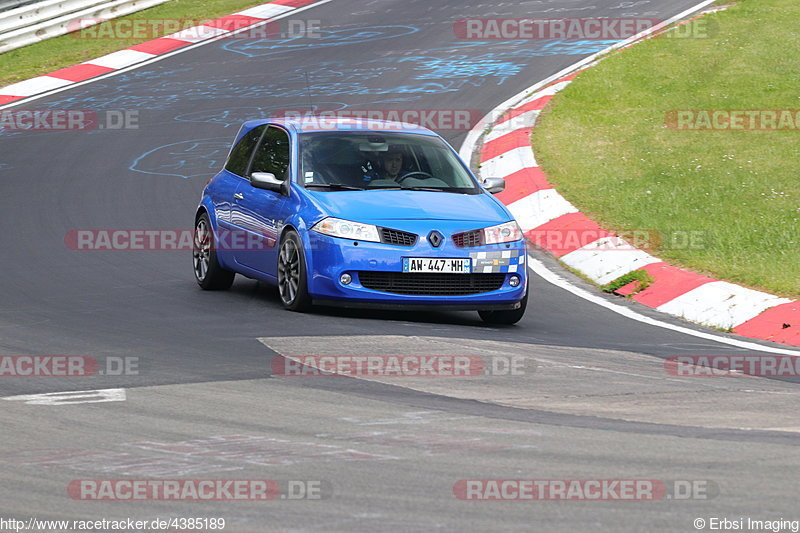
[193,117,528,324]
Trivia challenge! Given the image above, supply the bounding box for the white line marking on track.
[88,49,157,69]
[484,111,540,143]
[526,254,800,356]
[165,25,230,43]
[480,145,538,176]
[0,76,73,97]
[508,189,578,231]
[560,238,660,285]
[237,4,294,18]
[655,282,793,330]
[3,388,126,405]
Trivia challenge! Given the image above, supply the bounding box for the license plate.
[402,258,472,273]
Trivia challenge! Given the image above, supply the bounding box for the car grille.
[380,228,417,247]
[358,272,506,296]
[452,229,482,247]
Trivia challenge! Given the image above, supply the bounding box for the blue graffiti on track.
[36,38,621,113]
[36,91,182,112]
[174,102,350,127]
[424,39,620,57]
[222,25,420,57]
[129,138,230,179]
[396,55,521,85]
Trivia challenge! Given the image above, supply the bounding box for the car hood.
[304,189,510,223]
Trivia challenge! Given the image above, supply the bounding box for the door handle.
[233,193,244,200]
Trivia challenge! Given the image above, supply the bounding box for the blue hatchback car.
[193,117,527,324]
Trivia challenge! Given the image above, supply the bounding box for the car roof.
[241,116,439,136]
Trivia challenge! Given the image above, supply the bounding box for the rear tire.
[278,230,312,312]
[193,213,235,290]
[479,290,527,325]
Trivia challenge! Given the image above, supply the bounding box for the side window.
[225,125,266,177]
[250,126,291,180]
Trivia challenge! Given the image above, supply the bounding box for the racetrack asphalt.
[0,0,798,530]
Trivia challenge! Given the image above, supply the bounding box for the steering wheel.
[396,171,434,184]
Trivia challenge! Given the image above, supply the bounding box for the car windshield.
[299,132,480,193]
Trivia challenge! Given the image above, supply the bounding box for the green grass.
[601,270,654,295]
[0,0,272,87]
[533,0,800,299]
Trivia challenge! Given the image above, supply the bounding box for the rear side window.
[250,126,291,180]
[225,125,266,177]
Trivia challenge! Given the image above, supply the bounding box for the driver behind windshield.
[371,145,448,188]
[381,147,406,182]
[301,134,464,190]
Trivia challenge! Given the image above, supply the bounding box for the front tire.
[278,230,312,312]
[479,290,527,325]
[193,213,235,290]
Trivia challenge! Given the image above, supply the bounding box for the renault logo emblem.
[428,230,443,248]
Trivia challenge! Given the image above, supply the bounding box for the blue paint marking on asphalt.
[221,25,421,57]
[398,55,522,85]
[129,138,230,179]
[40,76,472,111]
[538,39,620,54]
[114,66,194,83]
[35,37,621,112]
[37,91,182,111]
[174,102,351,127]
[425,39,620,56]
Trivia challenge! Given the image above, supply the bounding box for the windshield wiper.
[401,186,463,193]
[365,185,470,193]
[367,185,453,192]
[305,184,365,191]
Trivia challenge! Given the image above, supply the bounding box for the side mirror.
[482,177,506,194]
[250,172,289,196]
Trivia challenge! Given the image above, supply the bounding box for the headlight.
[311,217,381,242]
[482,221,523,245]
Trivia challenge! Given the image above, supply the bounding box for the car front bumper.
[305,231,527,309]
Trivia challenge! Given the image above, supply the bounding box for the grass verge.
[533,0,800,299]
[601,270,654,295]
[0,0,272,88]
